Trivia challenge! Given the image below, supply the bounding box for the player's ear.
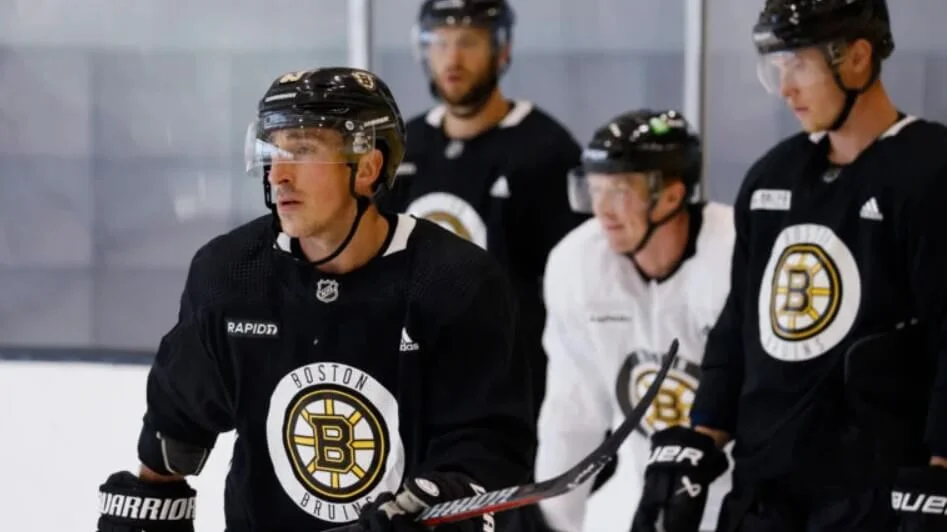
[354,149,384,196]
[843,38,873,84]
[495,43,511,71]
[661,180,686,210]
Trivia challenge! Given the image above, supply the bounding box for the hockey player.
[534,109,734,532]
[381,0,588,421]
[96,67,536,532]
[630,1,947,531]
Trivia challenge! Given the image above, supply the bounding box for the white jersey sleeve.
[536,220,614,532]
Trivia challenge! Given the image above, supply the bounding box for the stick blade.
[323,339,680,532]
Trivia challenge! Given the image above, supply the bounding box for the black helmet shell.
[581,109,702,191]
[417,0,515,38]
[752,0,893,59]
[257,67,407,193]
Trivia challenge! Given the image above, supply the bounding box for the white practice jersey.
[536,202,736,532]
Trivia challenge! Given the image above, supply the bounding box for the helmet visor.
[413,23,497,64]
[567,167,594,214]
[568,168,653,214]
[244,112,376,178]
[756,49,834,95]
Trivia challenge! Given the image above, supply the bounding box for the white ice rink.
[1,359,636,531]
[0,361,236,531]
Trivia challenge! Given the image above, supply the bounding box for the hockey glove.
[892,466,947,531]
[358,471,493,532]
[97,471,196,532]
[631,426,729,532]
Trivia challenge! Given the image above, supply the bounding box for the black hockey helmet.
[246,67,407,266]
[571,110,702,208]
[581,109,702,186]
[415,0,515,50]
[752,0,893,58]
[752,0,894,130]
[412,0,515,113]
[569,109,702,254]
[247,67,407,201]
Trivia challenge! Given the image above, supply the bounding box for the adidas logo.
[399,327,419,352]
[859,197,883,221]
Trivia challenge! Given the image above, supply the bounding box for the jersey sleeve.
[534,247,613,532]
[689,177,753,435]
[900,162,947,457]
[417,261,537,489]
[138,246,236,472]
[507,131,590,281]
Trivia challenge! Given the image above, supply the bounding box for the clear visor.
[411,23,503,63]
[756,50,834,95]
[567,168,594,213]
[568,169,650,214]
[244,113,376,178]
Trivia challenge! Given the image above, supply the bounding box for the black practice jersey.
[139,213,536,531]
[691,116,947,482]
[379,101,588,419]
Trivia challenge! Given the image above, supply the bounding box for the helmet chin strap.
[624,174,686,257]
[268,165,373,267]
[625,201,685,258]
[305,165,371,267]
[823,46,883,132]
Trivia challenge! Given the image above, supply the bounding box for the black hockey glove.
[358,471,493,532]
[97,471,196,532]
[631,426,729,532]
[892,466,947,531]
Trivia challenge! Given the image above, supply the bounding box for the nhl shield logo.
[316,279,339,303]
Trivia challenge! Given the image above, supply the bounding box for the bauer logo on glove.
[675,475,704,499]
[631,427,729,532]
[892,466,947,531]
[647,443,707,468]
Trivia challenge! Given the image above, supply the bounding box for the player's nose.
[268,161,295,184]
[444,47,465,67]
[779,77,797,99]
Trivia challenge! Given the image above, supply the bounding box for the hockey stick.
[325,338,680,531]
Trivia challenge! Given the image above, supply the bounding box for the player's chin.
[436,85,473,106]
[798,121,823,134]
[605,234,636,255]
[276,216,308,238]
[795,114,831,134]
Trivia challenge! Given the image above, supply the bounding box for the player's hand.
[358,472,492,532]
[97,470,196,532]
[929,456,947,469]
[630,426,729,532]
[892,466,947,531]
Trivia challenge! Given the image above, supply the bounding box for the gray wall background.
[2,1,946,351]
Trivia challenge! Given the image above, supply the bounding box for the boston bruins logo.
[769,244,840,340]
[405,192,487,249]
[616,350,700,436]
[758,224,861,361]
[267,362,404,523]
[284,386,386,500]
[352,71,376,90]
